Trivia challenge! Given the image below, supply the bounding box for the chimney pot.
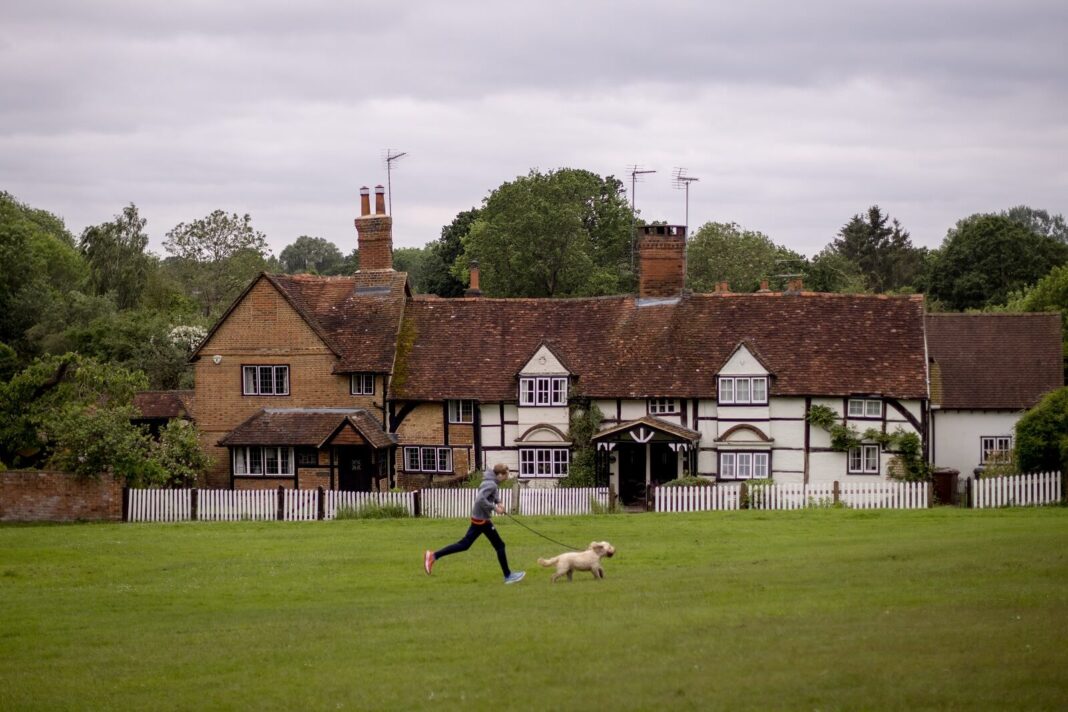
[757,279,770,293]
[374,185,386,214]
[786,278,803,293]
[715,281,730,293]
[359,186,370,217]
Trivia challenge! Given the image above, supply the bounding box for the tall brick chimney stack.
[465,260,482,297]
[354,184,393,271]
[638,225,687,298]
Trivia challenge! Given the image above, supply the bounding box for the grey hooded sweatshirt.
[471,470,501,520]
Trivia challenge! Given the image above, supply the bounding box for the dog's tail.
[537,556,559,567]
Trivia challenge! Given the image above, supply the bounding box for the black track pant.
[434,519,511,577]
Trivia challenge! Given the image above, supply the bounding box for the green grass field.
[2,508,1067,710]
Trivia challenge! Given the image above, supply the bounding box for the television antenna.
[672,168,700,229]
[628,165,657,214]
[383,149,408,215]
[628,165,657,273]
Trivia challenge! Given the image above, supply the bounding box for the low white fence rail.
[655,484,741,512]
[199,489,275,521]
[326,490,416,519]
[127,487,192,522]
[972,471,1062,509]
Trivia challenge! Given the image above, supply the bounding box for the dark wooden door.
[338,447,373,492]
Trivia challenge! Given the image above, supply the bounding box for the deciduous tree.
[279,235,344,274]
[79,204,152,310]
[686,221,803,293]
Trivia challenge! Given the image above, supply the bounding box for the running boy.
[424,464,525,584]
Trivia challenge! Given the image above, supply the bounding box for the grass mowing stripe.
[1,508,1066,710]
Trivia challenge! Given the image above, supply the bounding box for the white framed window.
[718,452,769,480]
[242,365,289,396]
[519,377,567,406]
[648,398,679,415]
[519,448,569,477]
[448,400,474,424]
[350,373,374,395]
[847,444,880,474]
[848,399,883,418]
[718,377,768,405]
[233,446,295,476]
[981,436,1013,464]
[296,448,318,467]
[403,446,453,473]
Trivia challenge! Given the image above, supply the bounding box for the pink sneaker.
[424,550,435,575]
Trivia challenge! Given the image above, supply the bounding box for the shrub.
[335,503,410,520]
[661,476,712,487]
[1015,387,1068,473]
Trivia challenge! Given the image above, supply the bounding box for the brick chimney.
[786,277,803,294]
[354,184,393,271]
[715,281,730,293]
[638,225,687,298]
[465,260,482,297]
[757,279,771,293]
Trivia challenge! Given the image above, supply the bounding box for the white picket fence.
[654,480,930,512]
[972,471,1062,509]
[419,488,515,519]
[655,484,742,512]
[519,487,610,515]
[326,490,416,519]
[126,487,606,522]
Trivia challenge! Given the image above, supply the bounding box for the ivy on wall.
[806,403,929,482]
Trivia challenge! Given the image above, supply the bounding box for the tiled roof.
[268,272,410,373]
[926,313,1063,409]
[132,390,194,419]
[218,408,395,448]
[391,292,929,401]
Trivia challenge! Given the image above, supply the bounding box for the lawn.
[1,508,1067,710]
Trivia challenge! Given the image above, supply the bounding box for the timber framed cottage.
[182,184,1062,502]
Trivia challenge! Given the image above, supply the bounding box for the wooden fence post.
[832,481,840,506]
[645,484,654,512]
[413,489,422,518]
[1061,471,1067,504]
[608,483,617,513]
[191,488,199,521]
[122,487,129,523]
[317,486,325,520]
[740,482,748,510]
[965,478,973,509]
[927,481,934,508]
[277,485,285,521]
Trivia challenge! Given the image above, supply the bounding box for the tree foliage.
[163,210,272,316]
[279,236,344,274]
[687,221,803,293]
[926,214,1068,310]
[424,208,480,297]
[1015,387,1068,474]
[829,206,925,293]
[803,247,868,293]
[458,169,635,297]
[79,204,152,310]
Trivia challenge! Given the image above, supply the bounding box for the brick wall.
[195,277,386,487]
[0,470,123,522]
[355,215,393,270]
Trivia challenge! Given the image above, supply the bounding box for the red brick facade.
[638,225,687,298]
[0,470,123,522]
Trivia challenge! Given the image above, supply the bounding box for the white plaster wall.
[932,409,1020,478]
[719,346,768,376]
[520,346,568,375]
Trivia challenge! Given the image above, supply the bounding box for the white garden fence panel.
[420,488,514,519]
[284,488,319,521]
[198,489,275,521]
[127,488,192,522]
[972,471,1062,508]
[326,490,416,519]
[519,488,609,516]
[654,485,741,512]
[839,481,928,510]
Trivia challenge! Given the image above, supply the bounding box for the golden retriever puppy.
[537,541,615,582]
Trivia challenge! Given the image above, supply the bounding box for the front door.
[617,443,647,505]
[337,447,373,491]
[650,443,678,483]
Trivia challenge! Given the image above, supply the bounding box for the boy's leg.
[483,523,512,577]
[433,523,483,560]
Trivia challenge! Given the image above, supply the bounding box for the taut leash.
[502,511,581,551]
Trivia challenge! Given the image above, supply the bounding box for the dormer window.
[519,377,567,406]
[648,398,679,415]
[448,400,474,423]
[718,376,767,405]
[350,373,374,395]
[847,399,882,418]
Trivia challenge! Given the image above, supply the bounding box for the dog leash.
[502,511,581,551]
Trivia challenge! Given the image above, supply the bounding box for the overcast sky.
[2,1,1066,260]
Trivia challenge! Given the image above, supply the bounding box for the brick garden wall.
[0,470,123,522]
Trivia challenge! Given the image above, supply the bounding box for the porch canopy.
[219,408,395,449]
[591,415,701,485]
